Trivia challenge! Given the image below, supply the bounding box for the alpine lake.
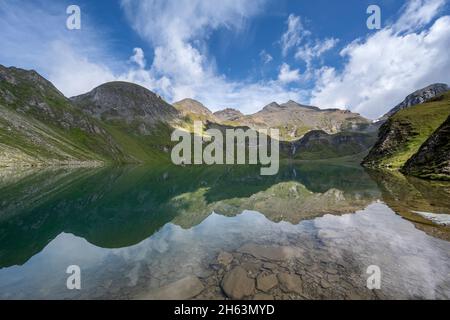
[0,160,449,300]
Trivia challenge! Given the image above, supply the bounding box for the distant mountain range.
[175,98,372,141]
[1,64,448,180]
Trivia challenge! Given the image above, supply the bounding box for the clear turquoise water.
[0,163,449,299]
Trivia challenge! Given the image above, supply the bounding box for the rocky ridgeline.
[175,98,372,141]
[173,98,219,123]
[381,83,449,120]
[213,108,244,122]
[71,81,180,134]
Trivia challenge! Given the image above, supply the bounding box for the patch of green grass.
[379,91,450,168]
[102,121,174,165]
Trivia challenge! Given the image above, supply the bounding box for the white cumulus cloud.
[119,0,305,113]
[278,63,301,84]
[310,0,450,119]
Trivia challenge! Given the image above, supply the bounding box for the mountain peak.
[175,98,202,104]
[173,98,214,115]
[382,83,449,119]
[262,102,281,112]
[0,64,64,97]
[280,100,321,111]
[214,108,244,122]
[71,81,178,128]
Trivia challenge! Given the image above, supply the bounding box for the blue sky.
[0,0,449,118]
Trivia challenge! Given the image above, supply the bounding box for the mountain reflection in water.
[0,162,449,299]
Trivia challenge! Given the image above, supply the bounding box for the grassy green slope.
[0,67,119,165]
[0,66,175,167]
[369,92,450,169]
[102,121,175,164]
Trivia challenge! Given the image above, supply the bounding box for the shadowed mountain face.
[281,130,376,160]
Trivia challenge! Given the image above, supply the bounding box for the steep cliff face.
[362,90,450,174]
[402,115,450,180]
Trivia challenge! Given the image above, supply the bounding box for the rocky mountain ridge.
[380,83,448,120]
[177,98,372,141]
[71,81,179,135]
[173,98,218,123]
[3,64,447,177]
[213,108,244,122]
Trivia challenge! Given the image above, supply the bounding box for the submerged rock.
[237,244,303,261]
[318,230,342,239]
[221,266,255,299]
[139,276,204,300]
[253,293,274,300]
[217,251,233,266]
[256,274,278,292]
[277,273,303,295]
